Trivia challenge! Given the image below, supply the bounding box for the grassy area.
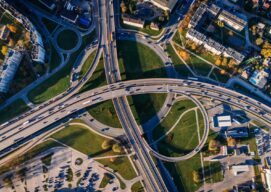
[166,44,192,77]
[97,156,136,180]
[209,68,230,83]
[131,181,144,192]
[127,94,167,125]
[41,153,53,166]
[162,154,202,192]
[49,44,61,72]
[99,173,111,188]
[118,40,167,80]
[0,140,61,175]
[79,55,106,93]
[78,49,97,80]
[203,161,223,183]
[41,17,58,33]
[28,32,96,104]
[157,110,200,157]
[0,99,30,124]
[152,99,196,140]
[121,23,162,37]
[51,124,118,157]
[87,100,122,128]
[57,30,78,50]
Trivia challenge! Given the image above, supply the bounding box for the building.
[262,168,271,191]
[249,69,269,89]
[60,2,79,23]
[265,157,271,169]
[0,49,23,93]
[150,22,160,31]
[218,10,247,31]
[231,165,250,176]
[213,115,232,128]
[226,127,249,138]
[32,44,45,63]
[38,0,56,11]
[186,3,246,64]
[148,0,178,12]
[0,25,10,40]
[122,14,145,28]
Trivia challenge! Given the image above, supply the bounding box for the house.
[148,0,178,12]
[0,49,23,93]
[226,127,249,138]
[241,70,250,79]
[122,14,145,29]
[0,25,10,40]
[249,69,269,89]
[38,0,56,11]
[218,10,247,31]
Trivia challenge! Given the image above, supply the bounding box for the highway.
[100,0,169,191]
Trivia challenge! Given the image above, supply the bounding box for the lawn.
[57,30,78,50]
[127,94,167,125]
[28,31,96,104]
[87,100,122,128]
[99,173,111,188]
[78,49,97,80]
[97,156,136,180]
[49,44,61,72]
[79,55,106,93]
[51,124,118,157]
[166,44,192,77]
[131,181,144,192]
[209,68,230,83]
[117,40,167,80]
[157,110,200,157]
[152,99,196,140]
[0,99,30,124]
[0,140,61,175]
[41,17,58,34]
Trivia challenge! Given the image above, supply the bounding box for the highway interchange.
[1,0,271,191]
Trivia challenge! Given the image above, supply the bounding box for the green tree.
[255,37,264,46]
[208,139,219,151]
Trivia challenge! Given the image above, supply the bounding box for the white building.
[32,44,45,63]
[231,165,250,176]
[213,115,232,128]
[122,15,145,28]
[0,49,23,93]
[148,0,178,12]
[218,10,247,31]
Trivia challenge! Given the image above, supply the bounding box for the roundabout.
[55,28,82,53]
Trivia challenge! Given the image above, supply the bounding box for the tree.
[220,69,226,75]
[215,59,222,66]
[227,137,236,147]
[101,140,113,150]
[179,50,189,61]
[1,46,8,56]
[251,25,257,36]
[222,57,228,66]
[7,24,17,33]
[261,41,271,58]
[191,43,197,50]
[208,139,219,151]
[164,10,170,20]
[120,1,127,13]
[129,1,136,14]
[112,143,122,153]
[255,37,264,46]
[192,170,201,183]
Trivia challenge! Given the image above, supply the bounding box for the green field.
[78,49,97,80]
[131,181,144,192]
[42,17,58,33]
[166,44,192,77]
[157,110,200,156]
[186,50,212,76]
[127,94,167,125]
[28,32,96,104]
[79,55,106,93]
[51,124,118,157]
[87,100,122,128]
[99,173,111,188]
[210,68,230,83]
[49,44,61,72]
[57,30,78,50]
[0,99,30,124]
[152,99,196,140]
[97,157,136,180]
[118,40,167,80]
